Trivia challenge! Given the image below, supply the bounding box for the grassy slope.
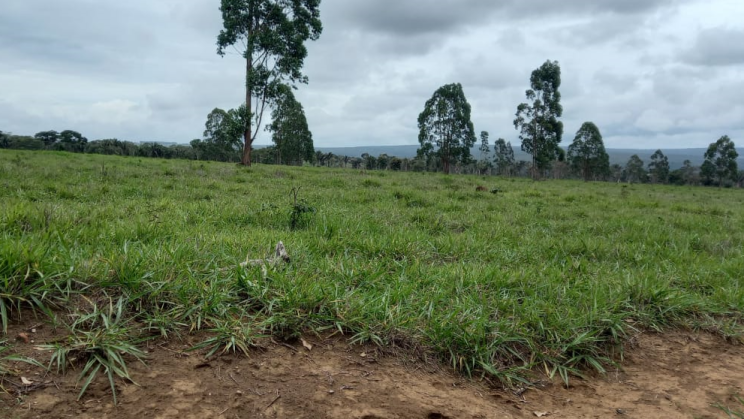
[2,150,744,384]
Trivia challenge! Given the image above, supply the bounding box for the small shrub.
[362,179,382,188]
[289,187,315,230]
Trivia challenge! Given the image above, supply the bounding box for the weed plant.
[714,395,744,418]
[40,297,146,404]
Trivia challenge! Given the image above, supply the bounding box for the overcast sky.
[1,0,743,149]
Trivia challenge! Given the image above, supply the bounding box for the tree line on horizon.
[410,60,741,187]
[1,126,742,187]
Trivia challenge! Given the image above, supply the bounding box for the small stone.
[328,390,335,394]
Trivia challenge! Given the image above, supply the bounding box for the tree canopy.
[625,154,646,184]
[478,131,491,174]
[190,108,243,162]
[0,130,9,149]
[217,0,322,166]
[267,85,315,165]
[567,122,609,181]
[34,130,60,147]
[701,135,739,186]
[417,83,477,175]
[648,149,670,184]
[514,60,563,179]
[493,138,515,177]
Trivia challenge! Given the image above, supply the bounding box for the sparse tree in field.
[361,153,377,170]
[201,108,243,162]
[514,60,563,179]
[377,154,390,170]
[625,154,646,184]
[610,164,623,183]
[85,139,127,155]
[417,83,477,175]
[266,85,314,166]
[138,142,171,159]
[514,160,531,177]
[552,147,569,179]
[8,135,45,150]
[249,145,274,164]
[478,131,491,174]
[680,160,697,185]
[493,138,515,176]
[389,157,403,171]
[34,130,60,147]
[168,144,196,160]
[648,149,670,184]
[567,122,610,181]
[323,152,335,167]
[58,130,88,153]
[0,131,9,149]
[349,157,362,169]
[217,0,322,166]
[701,135,739,187]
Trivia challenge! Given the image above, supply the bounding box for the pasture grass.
[1,150,744,397]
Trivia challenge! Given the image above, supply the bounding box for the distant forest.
[1,129,742,188]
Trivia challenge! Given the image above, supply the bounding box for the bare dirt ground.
[2,318,744,419]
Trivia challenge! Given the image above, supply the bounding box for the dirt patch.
[2,322,743,419]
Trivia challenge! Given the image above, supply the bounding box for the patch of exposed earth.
[2,320,743,419]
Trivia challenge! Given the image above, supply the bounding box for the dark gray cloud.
[682,28,744,66]
[324,0,689,62]
[329,0,496,36]
[333,0,684,37]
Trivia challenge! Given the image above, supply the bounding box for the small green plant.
[11,154,24,167]
[140,305,187,339]
[189,316,263,358]
[40,297,146,405]
[0,339,44,377]
[361,179,381,188]
[713,395,744,418]
[620,184,630,198]
[288,187,315,230]
[0,253,53,334]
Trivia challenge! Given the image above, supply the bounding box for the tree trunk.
[242,55,253,166]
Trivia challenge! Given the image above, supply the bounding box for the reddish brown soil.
[2,318,744,419]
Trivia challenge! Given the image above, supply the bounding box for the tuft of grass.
[189,315,264,358]
[0,339,45,378]
[0,242,60,334]
[40,297,146,405]
[713,395,744,418]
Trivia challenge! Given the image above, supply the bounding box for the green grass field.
[2,150,743,392]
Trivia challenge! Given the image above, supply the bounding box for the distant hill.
[315,145,744,170]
